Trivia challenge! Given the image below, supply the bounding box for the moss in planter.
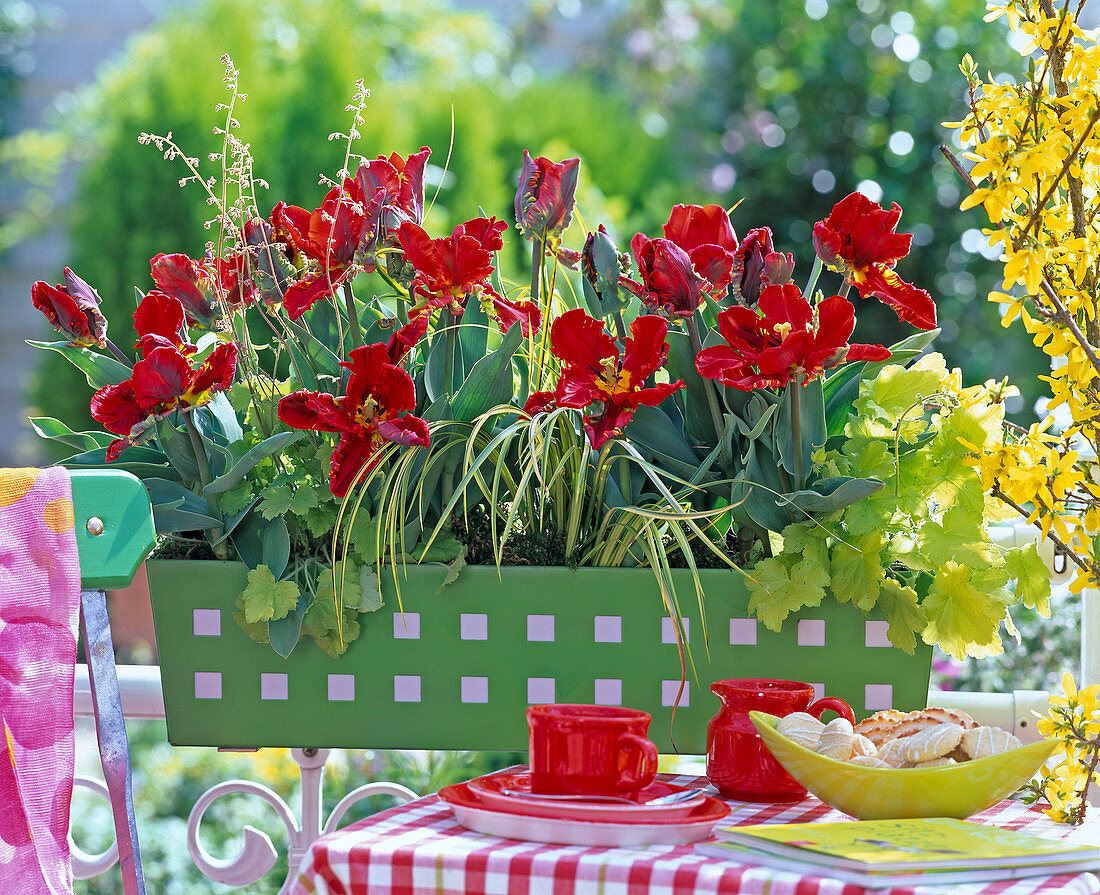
[453,506,570,567]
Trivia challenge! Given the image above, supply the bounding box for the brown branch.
[990,484,1096,579]
[1017,105,1100,244]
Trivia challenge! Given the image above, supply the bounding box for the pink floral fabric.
[0,468,80,895]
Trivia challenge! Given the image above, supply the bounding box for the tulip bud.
[514,151,581,248]
[31,268,108,349]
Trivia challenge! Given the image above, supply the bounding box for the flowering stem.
[530,233,543,307]
[802,256,823,301]
[613,311,627,340]
[182,409,228,559]
[687,315,728,464]
[442,309,458,395]
[104,338,132,368]
[788,380,804,487]
[342,283,363,351]
[374,263,410,300]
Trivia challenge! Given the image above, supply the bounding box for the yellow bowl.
[749,711,1059,820]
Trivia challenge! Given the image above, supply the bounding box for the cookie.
[848,754,890,768]
[776,712,826,750]
[877,738,911,768]
[909,755,958,768]
[903,723,964,764]
[854,709,907,746]
[890,708,974,740]
[817,718,859,760]
[960,725,1021,760]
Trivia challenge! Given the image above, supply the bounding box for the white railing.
[71,670,419,894]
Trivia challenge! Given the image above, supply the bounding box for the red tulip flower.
[277,343,431,497]
[515,151,581,249]
[91,292,238,461]
[355,146,430,234]
[730,227,795,306]
[812,191,936,330]
[150,253,218,328]
[272,179,368,320]
[396,218,541,335]
[695,284,891,391]
[625,235,710,318]
[541,309,685,448]
[31,267,108,349]
[661,204,738,297]
[384,314,429,366]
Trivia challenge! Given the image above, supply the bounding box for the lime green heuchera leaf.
[1004,543,1052,615]
[260,483,319,519]
[921,561,1005,660]
[218,481,254,517]
[233,591,270,644]
[359,565,383,611]
[314,559,363,615]
[876,578,927,655]
[917,504,992,570]
[240,565,300,623]
[829,532,886,611]
[855,353,948,429]
[779,522,831,570]
[303,610,361,659]
[303,501,339,537]
[747,555,828,632]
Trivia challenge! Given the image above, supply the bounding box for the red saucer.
[440,781,730,846]
[467,771,707,822]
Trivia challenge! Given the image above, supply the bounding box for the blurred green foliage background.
[5,5,1076,891]
[14,0,1045,442]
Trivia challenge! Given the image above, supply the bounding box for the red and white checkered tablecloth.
[289,772,1100,895]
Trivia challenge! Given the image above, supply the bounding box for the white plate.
[440,782,729,847]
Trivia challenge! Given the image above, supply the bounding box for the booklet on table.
[694,817,1100,889]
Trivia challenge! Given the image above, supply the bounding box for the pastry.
[776,712,826,750]
[903,723,965,764]
[909,755,958,768]
[960,725,1022,759]
[849,754,890,768]
[854,709,906,746]
[877,737,911,768]
[817,718,859,760]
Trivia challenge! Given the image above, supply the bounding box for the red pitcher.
[706,678,854,801]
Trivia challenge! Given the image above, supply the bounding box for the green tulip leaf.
[450,323,522,422]
[26,340,131,389]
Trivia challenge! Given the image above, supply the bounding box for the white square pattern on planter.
[394,675,421,703]
[729,617,757,645]
[865,620,892,648]
[192,609,221,637]
[594,678,622,705]
[865,683,894,711]
[460,613,488,640]
[461,676,489,703]
[194,672,221,699]
[526,614,555,642]
[188,612,913,714]
[527,677,556,704]
[661,680,689,707]
[260,673,288,701]
[593,615,622,643]
[797,619,826,647]
[328,674,355,702]
[661,616,688,644]
[393,612,420,639]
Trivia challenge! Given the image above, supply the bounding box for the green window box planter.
[147,560,932,752]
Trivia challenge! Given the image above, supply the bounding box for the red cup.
[706,678,854,802]
[526,704,659,796]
